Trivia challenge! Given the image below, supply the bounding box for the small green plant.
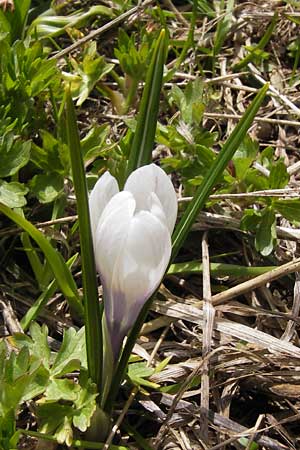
[0,324,97,448]
[63,41,114,106]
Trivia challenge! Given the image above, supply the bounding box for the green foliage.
[1,324,96,447]
[232,135,258,181]
[235,145,292,255]
[0,0,31,43]
[0,203,84,318]
[21,254,78,331]
[195,0,215,18]
[28,5,112,38]
[213,0,234,57]
[65,88,103,398]
[31,130,69,174]
[233,12,278,70]
[0,39,59,131]
[0,327,51,449]
[63,42,114,106]
[238,437,259,450]
[171,83,269,260]
[0,181,28,208]
[81,124,111,161]
[255,207,277,256]
[168,78,206,125]
[273,198,300,222]
[287,37,300,81]
[37,372,97,446]
[0,134,30,178]
[126,29,168,175]
[29,173,64,203]
[161,79,217,192]
[115,29,150,81]
[0,35,61,208]
[127,362,158,389]
[1,1,297,443]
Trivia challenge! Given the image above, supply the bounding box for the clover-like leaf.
[255,207,277,256]
[30,172,64,203]
[12,323,51,370]
[73,373,98,432]
[0,181,28,207]
[0,136,31,177]
[51,327,86,377]
[44,378,79,402]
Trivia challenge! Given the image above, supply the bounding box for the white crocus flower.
[89,164,177,357]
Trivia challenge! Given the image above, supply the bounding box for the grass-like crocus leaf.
[168,261,276,277]
[171,83,269,261]
[20,429,129,449]
[213,0,234,58]
[0,203,83,318]
[21,254,78,331]
[65,87,103,395]
[233,12,278,71]
[21,231,45,289]
[126,29,167,176]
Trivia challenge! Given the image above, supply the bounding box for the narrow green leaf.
[213,0,235,57]
[171,83,269,261]
[0,203,83,317]
[168,261,276,277]
[123,421,155,450]
[233,12,278,71]
[21,254,78,331]
[20,429,129,449]
[21,232,45,289]
[65,88,103,396]
[126,29,167,176]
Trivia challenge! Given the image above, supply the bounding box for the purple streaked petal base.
[102,284,147,359]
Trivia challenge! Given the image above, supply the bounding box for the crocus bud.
[89,164,177,357]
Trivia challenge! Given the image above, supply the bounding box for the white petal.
[148,192,167,225]
[95,196,171,354]
[108,210,171,341]
[89,172,119,241]
[94,191,136,281]
[94,191,136,354]
[124,164,178,233]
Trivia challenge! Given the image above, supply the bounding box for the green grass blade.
[233,12,278,71]
[213,0,235,57]
[171,83,269,261]
[168,261,276,277]
[126,29,167,176]
[20,254,78,331]
[21,231,45,289]
[65,88,103,395]
[20,429,129,449]
[0,203,83,317]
